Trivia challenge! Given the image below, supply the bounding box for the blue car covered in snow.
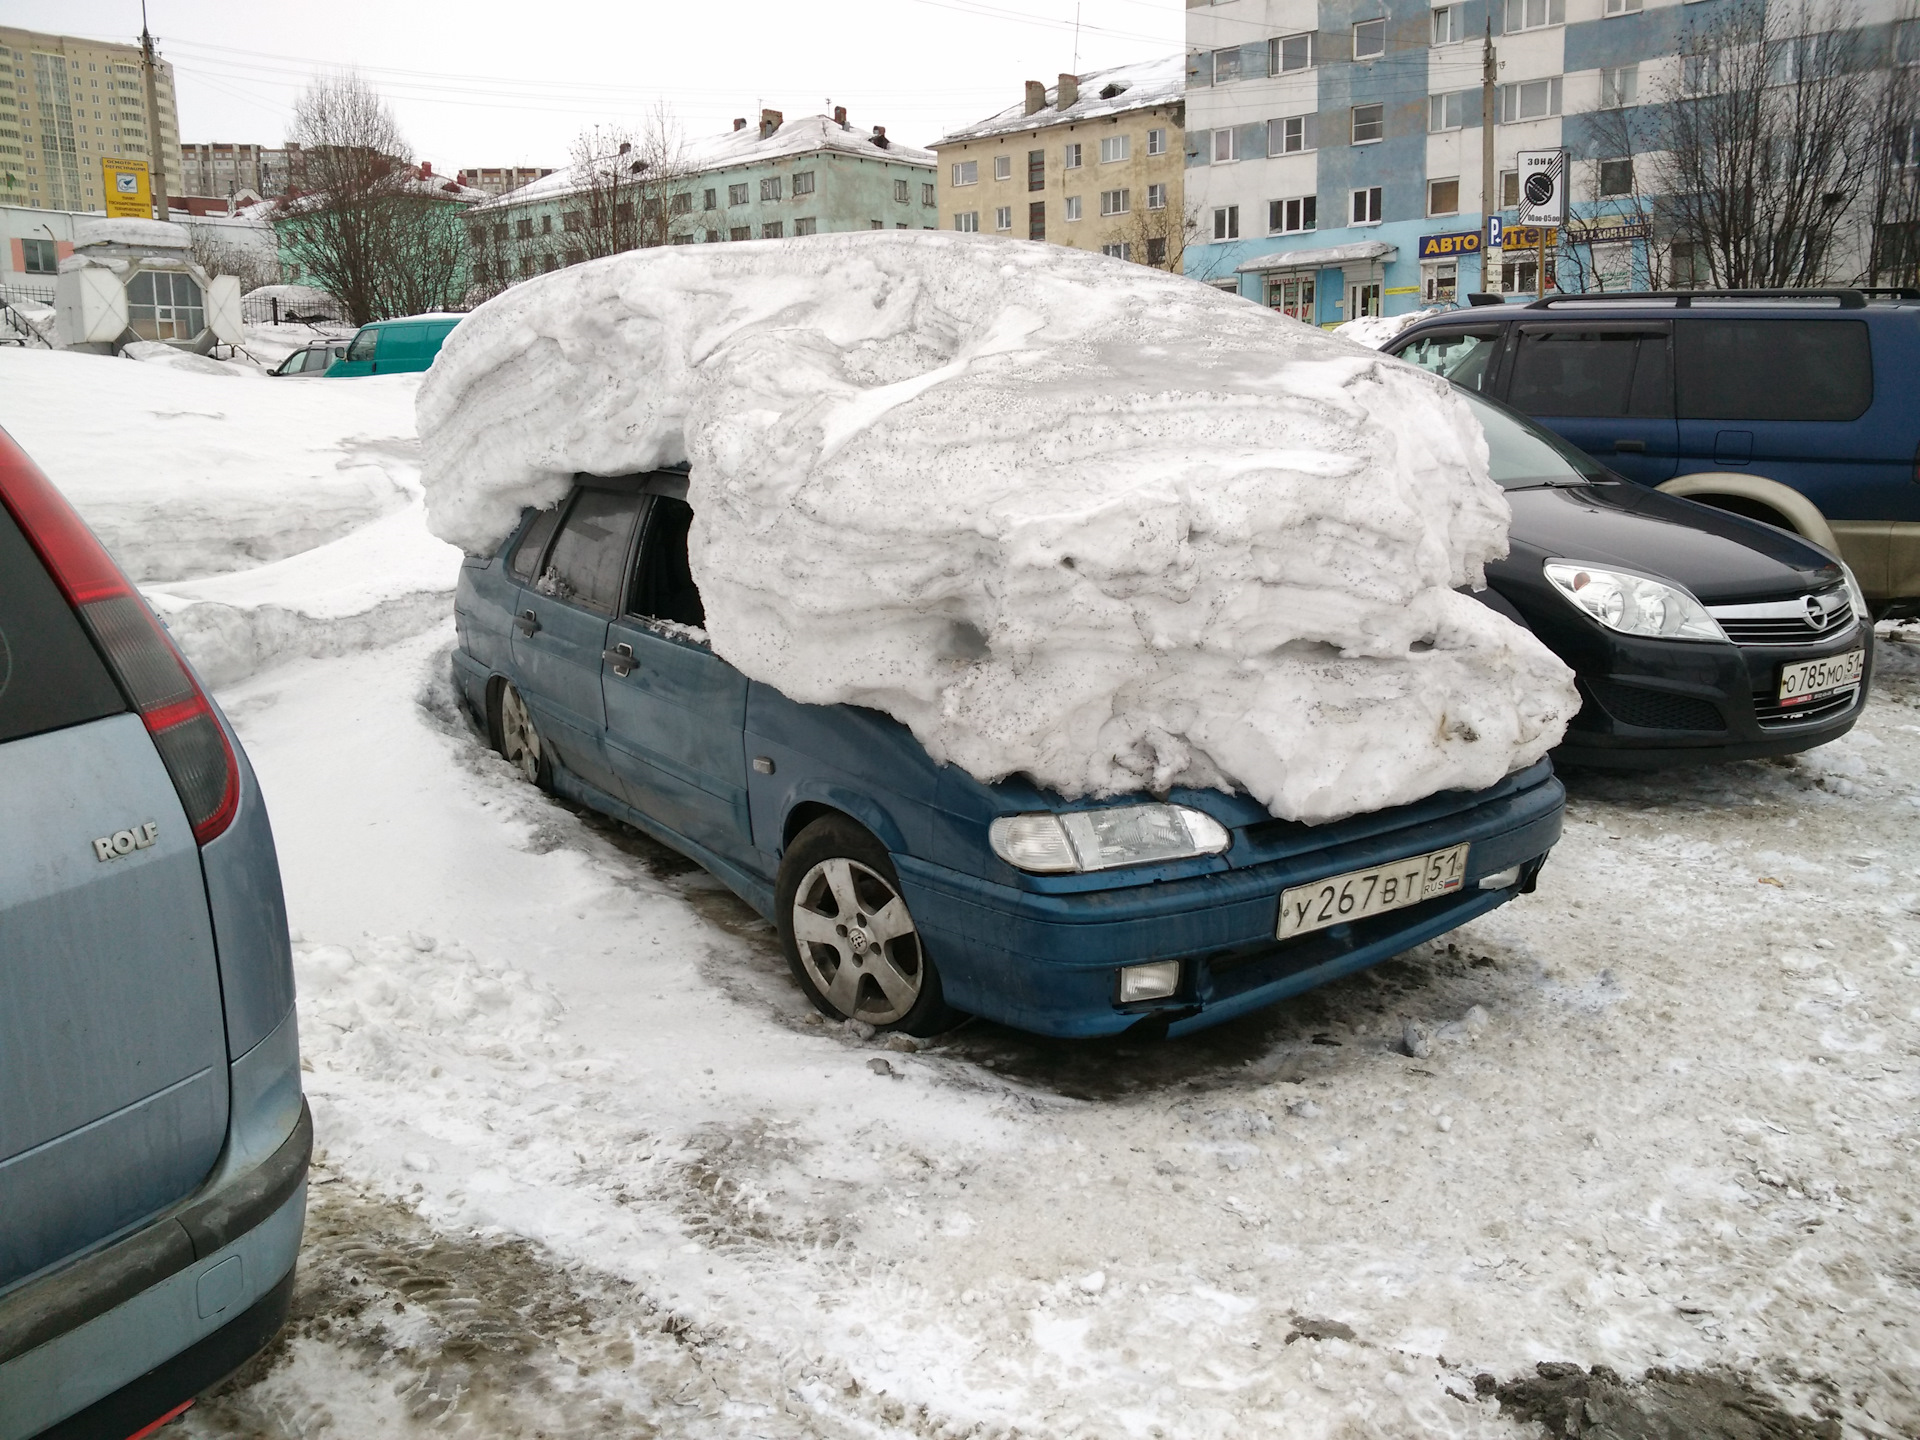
[451,470,1565,1039]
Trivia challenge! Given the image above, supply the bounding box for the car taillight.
[0,428,239,843]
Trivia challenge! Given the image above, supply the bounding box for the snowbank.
[418,234,1576,822]
[1335,307,1447,350]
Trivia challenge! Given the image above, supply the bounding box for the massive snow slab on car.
[417,232,1576,823]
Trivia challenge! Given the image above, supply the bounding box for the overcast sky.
[14,0,1183,168]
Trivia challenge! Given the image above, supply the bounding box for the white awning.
[1235,241,1397,274]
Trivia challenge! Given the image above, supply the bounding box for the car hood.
[1494,482,1844,604]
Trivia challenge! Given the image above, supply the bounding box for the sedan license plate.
[1777,649,1864,706]
[1278,844,1470,940]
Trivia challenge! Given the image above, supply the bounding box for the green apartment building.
[470,109,936,286]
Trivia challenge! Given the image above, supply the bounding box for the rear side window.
[0,506,128,745]
[628,496,706,627]
[536,488,642,614]
[508,504,564,582]
[1395,330,1501,393]
[1675,319,1871,421]
[1507,330,1670,418]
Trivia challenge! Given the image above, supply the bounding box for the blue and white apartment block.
[1183,0,1913,323]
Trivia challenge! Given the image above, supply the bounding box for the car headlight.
[1543,561,1727,642]
[989,804,1231,874]
[1839,562,1870,629]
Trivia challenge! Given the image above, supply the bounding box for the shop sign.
[1497,225,1558,250]
[1418,230,1481,259]
[1566,221,1654,245]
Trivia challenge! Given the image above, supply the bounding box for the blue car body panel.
[455,494,1567,1038]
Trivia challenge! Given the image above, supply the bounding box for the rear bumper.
[0,1102,311,1440]
[896,775,1564,1039]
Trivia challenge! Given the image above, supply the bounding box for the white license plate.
[1278,843,1470,940]
[1777,649,1864,705]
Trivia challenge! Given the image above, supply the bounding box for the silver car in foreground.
[0,426,308,1439]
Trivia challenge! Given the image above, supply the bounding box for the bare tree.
[1565,105,1670,293]
[274,73,473,323]
[1119,197,1204,273]
[1645,0,1877,288]
[187,227,282,294]
[567,107,693,258]
[1862,41,1920,287]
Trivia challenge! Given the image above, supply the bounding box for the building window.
[995,153,1012,180]
[762,221,784,238]
[1354,18,1386,59]
[952,159,978,186]
[516,217,534,239]
[1603,0,1642,13]
[1064,142,1083,169]
[1600,65,1639,108]
[1429,91,1469,131]
[729,182,749,206]
[1029,200,1046,240]
[793,170,816,196]
[1100,188,1130,216]
[1501,169,1520,207]
[1428,177,1460,215]
[1499,77,1563,122]
[894,178,910,202]
[955,211,979,232]
[1423,261,1458,303]
[705,230,720,242]
[1212,127,1239,162]
[761,176,783,201]
[669,192,692,215]
[870,220,884,230]
[1501,254,1556,292]
[1433,6,1463,44]
[1147,127,1166,155]
[1896,17,1920,64]
[1146,236,1168,266]
[1100,241,1134,260]
[703,188,717,210]
[1599,157,1635,196]
[562,209,583,232]
[1669,240,1708,288]
[1213,205,1239,240]
[1147,182,1168,210]
[1212,47,1243,83]
[1351,186,1383,224]
[1503,0,1566,32]
[923,183,936,206]
[521,255,540,278]
[1272,114,1318,154]
[543,254,560,272]
[1267,275,1315,319]
[542,215,554,234]
[20,236,56,273]
[1100,134,1130,164]
[995,205,1013,230]
[1270,31,1316,74]
[565,248,586,266]
[1682,53,1720,95]
[1029,149,1046,191]
[794,216,817,235]
[1269,195,1317,233]
[1351,103,1384,144]
[1065,195,1083,221]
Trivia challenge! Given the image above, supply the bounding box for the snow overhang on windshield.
[417,232,1578,823]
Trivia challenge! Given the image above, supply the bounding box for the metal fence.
[0,282,56,347]
[241,292,351,327]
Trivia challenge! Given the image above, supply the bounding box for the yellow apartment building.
[932,56,1186,269]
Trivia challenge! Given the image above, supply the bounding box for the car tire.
[776,816,961,1036]
[493,680,553,791]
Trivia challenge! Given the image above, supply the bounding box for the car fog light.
[1119,960,1181,1003]
[1477,865,1522,890]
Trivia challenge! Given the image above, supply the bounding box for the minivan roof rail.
[1856,286,1920,299]
[1524,288,1869,309]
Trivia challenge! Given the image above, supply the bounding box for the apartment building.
[931,56,1186,267]
[0,25,181,212]
[469,109,935,288]
[180,142,310,200]
[1184,0,1917,323]
[458,165,557,198]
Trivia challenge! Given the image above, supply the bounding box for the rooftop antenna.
[1072,2,1082,73]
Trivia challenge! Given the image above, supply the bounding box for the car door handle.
[1614,439,1646,453]
[515,609,540,637]
[602,642,636,676]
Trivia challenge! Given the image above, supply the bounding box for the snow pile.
[121,339,260,377]
[1335,307,1448,350]
[418,234,1576,821]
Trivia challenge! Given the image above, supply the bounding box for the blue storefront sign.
[1418,230,1482,259]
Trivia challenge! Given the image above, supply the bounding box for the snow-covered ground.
[4,347,1916,1438]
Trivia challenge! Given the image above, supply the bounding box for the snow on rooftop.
[476,115,932,212]
[936,55,1186,146]
[417,232,1577,823]
[73,217,192,250]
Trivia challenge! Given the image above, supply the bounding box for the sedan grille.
[1709,588,1853,646]
[1752,686,1860,729]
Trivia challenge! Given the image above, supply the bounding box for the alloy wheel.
[790,856,925,1025]
[498,683,543,786]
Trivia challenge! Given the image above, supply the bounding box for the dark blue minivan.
[451,470,1566,1040]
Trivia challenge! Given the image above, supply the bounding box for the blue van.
[328,313,462,377]
[452,470,1566,1040]
[1384,290,1920,615]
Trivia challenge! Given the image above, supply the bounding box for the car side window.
[1674,319,1872,422]
[1395,330,1501,392]
[1506,330,1660,417]
[536,488,643,614]
[628,495,706,629]
[508,503,566,584]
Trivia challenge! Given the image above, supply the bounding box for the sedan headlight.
[1543,561,1727,642]
[989,804,1231,874]
[1840,562,1870,629]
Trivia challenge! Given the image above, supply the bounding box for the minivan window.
[1458,391,1608,490]
[536,488,642,614]
[346,327,377,362]
[1507,330,1670,418]
[0,506,128,744]
[1675,319,1871,421]
[629,496,706,628]
[1396,329,1501,392]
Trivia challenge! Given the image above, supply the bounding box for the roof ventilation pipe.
[1024,80,1047,115]
[834,105,848,128]
[733,117,747,131]
[760,108,783,139]
[1057,72,1079,108]
[870,126,890,149]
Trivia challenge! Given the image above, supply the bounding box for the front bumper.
[896,771,1564,1039]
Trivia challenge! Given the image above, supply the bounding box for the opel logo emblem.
[1804,594,1830,629]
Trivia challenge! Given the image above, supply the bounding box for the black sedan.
[1458,389,1871,768]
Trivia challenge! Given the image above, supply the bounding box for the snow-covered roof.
[935,55,1185,146]
[75,217,191,251]
[1236,241,1398,273]
[475,115,933,213]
